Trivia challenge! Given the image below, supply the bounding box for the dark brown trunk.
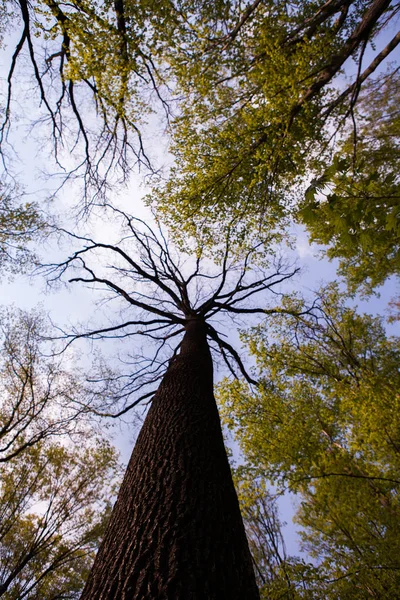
[80,318,259,599]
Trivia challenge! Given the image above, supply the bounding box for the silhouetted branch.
[44,206,309,412]
[1,0,169,208]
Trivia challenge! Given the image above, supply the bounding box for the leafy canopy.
[299,71,400,293]
[150,0,400,241]
[3,0,399,222]
[219,284,400,597]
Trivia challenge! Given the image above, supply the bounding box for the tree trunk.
[80,318,259,599]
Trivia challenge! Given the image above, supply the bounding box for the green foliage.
[0,184,45,278]
[299,73,400,293]
[219,285,400,597]
[4,0,398,219]
[149,0,398,241]
[35,0,151,119]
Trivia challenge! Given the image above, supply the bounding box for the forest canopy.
[2,0,399,237]
[0,0,399,597]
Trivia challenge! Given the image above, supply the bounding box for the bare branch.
[46,211,305,412]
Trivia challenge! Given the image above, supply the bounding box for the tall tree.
[43,206,307,598]
[219,284,400,597]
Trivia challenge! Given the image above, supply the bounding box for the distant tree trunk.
[81,317,259,599]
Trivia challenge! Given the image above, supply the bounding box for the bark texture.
[81,318,259,599]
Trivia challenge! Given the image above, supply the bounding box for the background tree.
[1,0,165,203]
[0,183,46,278]
[42,205,309,598]
[233,469,317,599]
[0,436,119,599]
[0,307,100,463]
[219,284,400,597]
[0,308,121,599]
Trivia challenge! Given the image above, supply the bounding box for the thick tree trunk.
[81,318,259,599]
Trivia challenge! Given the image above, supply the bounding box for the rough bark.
[81,318,259,599]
